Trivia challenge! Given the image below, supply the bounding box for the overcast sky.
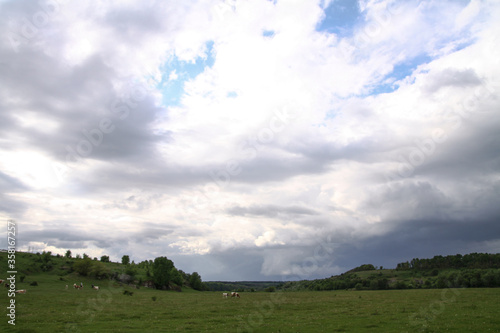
[1,0,499,281]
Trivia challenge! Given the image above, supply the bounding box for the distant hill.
[280,253,500,291]
[0,251,207,291]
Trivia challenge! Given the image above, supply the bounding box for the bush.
[73,258,93,276]
[30,281,38,286]
[265,286,276,292]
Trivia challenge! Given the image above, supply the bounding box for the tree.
[91,261,110,279]
[122,255,130,265]
[100,255,110,262]
[65,250,72,258]
[73,258,93,276]
[170,267,183,286]
[42,251,52,263]
[189,272,203,291]
[125,265,137,278]
[153,256,174,289]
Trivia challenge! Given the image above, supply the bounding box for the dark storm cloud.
[221,155,330,184]
[0,194,28,217]
[328,215,500,272]
[0,52,167,163]
[0,172,29,217]
[138,222,175,240]
[0,171,28,191]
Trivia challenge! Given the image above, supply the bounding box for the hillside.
[280,253,500,291]
[0,250,207,291]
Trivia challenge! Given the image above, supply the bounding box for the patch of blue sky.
[262,30,275,38]
[158,41,215,107]
[370,54,433,95]
[316,0,362,36]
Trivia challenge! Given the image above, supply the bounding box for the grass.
[2,273,500,332]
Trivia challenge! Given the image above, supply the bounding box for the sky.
[1,0,499,281]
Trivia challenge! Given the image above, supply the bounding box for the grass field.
[1,273,500,332]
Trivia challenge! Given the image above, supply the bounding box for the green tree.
[153,256,174,289]
[189,272,203,291]
[90,261,110,279]
[65,250,72,258]
[42,251,52,262]
[122,255,130,265]
[125,265,137,278]
[100,255,110,262]
[73,258,93,276]
[170,267,183,286]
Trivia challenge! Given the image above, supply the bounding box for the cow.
[15,289,27,294]
[91,284,99,291]
[222,293,228,298]
[0,279,4,284]
[231,292,240,298]
[65,285,68,289]
[73,283,81,290]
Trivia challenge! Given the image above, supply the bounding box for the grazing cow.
[15,289,27,294]
[73,283,81,290]
[222,293,228,298]
[0,279,4,284]
[231,292,240,298]
[91,284,99,291]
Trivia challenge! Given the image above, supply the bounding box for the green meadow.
[2,274,500,333]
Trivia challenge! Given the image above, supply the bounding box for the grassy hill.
[0,250,204,291]
[280,253,500,291]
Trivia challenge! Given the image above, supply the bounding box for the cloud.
[1,0,499,280]
[227,204,319,218]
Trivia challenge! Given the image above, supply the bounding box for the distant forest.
[396,253,500,270]
[279,253,500,292]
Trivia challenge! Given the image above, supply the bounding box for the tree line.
[280,253,500,292]
[396,253,500,270]
[25,251,207,291]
